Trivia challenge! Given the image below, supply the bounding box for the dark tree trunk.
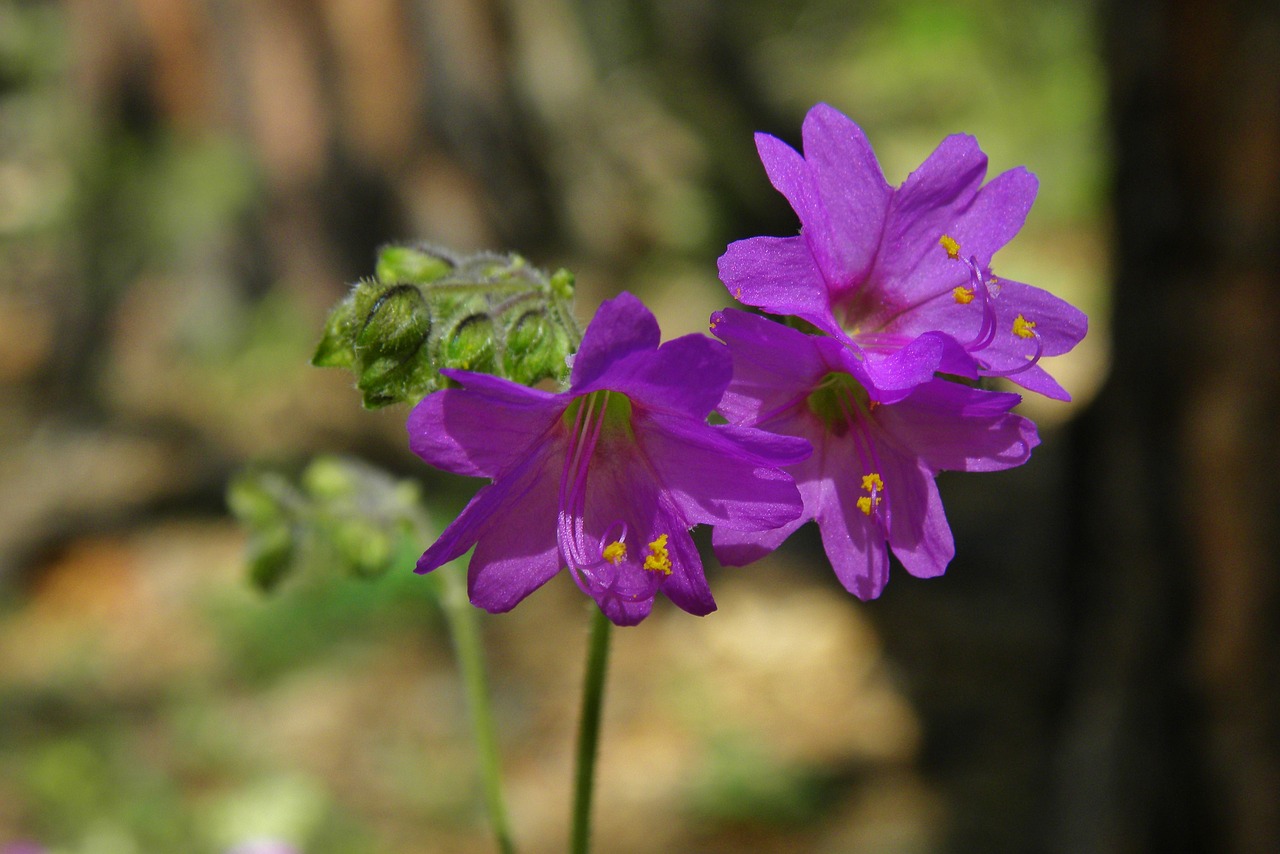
[1051,1,1280,851]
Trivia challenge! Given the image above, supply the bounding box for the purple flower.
[719,103,1087,400]
[409,293,809,625]
[709,309,1038,599]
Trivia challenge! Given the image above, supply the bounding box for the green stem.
[570,607,613,854]
[435,560,517,854]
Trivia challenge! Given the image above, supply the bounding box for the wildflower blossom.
[710,309,1038,599]
[719,102,1087,399]
[409,293,809,625]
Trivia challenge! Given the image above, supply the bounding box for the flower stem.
[570,607,613,854]
[435,560,517,854]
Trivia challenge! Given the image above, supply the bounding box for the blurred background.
[0,0,1275,852]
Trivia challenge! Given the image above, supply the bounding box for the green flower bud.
[442,312,498,373]
[332,518,394,579]
[311,293,358,368]
[375,244,454,285]
[246,522,295,591]
[503,308,570,386]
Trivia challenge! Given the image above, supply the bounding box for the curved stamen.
[962,255,1000,352]
[981,323,1045,377]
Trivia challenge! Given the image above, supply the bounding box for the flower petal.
[657,523,716,617]
[636,410,808,531]
[814,445,891,600]
[874,380,1040,473]
[712,519,805,567]
[977,278,1089,400]
[711,308,828,425]
[416,441,561,601]
[800,104,892,292]
[951,167,1039,267]
[409,370,561,478]
[571,291,660,387]
[584,332,732,419]
[718,236,839,332]
[879,448,954,580]
[870,134,988,299]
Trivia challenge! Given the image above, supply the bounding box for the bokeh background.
[1,0,1276,852]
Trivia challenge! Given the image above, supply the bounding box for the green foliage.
[227,456,429,592]
[313,244,580,408]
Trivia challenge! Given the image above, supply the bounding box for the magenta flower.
[409,293,809,625]
[719,102,1087,400]
[709,309,1038,599]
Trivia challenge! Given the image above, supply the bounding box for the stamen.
[983,322,1045,378]
[940,234,961,260]
[643,534,672,575]
[602,541,626,565]
[961,255,999,352]
[858,472,884,516]
[1013,314,1037,339]
[953,286,975,304]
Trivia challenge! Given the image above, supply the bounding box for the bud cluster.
[313,245,578,407]
[227,456,426,590]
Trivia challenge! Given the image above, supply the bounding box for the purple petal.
[656,522,716,617]
[950,167,1039,267]
[874,380,1040,473]
[594,586,655,626]
[576,447,703,624]
[871,134,988,295]
[878,448,954,579]
[850,331,949,399]
[409,370,561,478]
[571,292,660,387]
[814,446,891,600]
[583,332,732,419]
[416,444,562,614]
[712,519,805,566]
[711,308,828,425]
[718,236,840,332]
[636,411,807,531]
[995,363,1072,400]
[755,131,824,242]
[800,104,892,292]
[977,278,1089,400]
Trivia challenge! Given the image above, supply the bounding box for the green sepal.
[313,245,579,408]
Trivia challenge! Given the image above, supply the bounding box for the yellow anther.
[953,286,975,304]
[939,234,961,260]
[1013,314,1037,339]
[602,540,627,565]
[643,534,672,575]
[857,473,883,516]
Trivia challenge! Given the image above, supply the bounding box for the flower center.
[806,372,889,524]
[556,390,671,604]
[806,371,873,435]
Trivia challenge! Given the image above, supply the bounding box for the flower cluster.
[407,103,1085,622]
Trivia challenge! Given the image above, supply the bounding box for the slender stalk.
[434,558,517,854]
[570,607,613,854]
